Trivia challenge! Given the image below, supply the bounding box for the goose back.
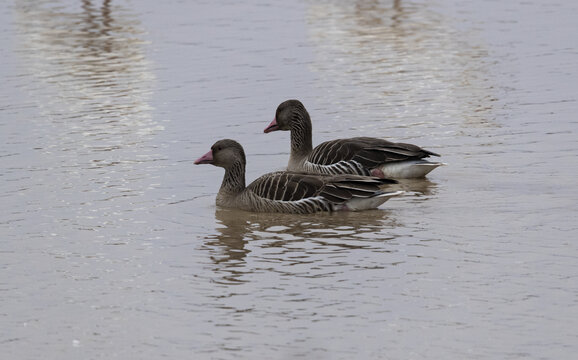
[245,171,397,213]
[310,137,440,168]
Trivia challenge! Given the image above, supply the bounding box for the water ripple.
[3,0,163,242]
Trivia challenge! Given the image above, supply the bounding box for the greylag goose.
[264,99,444,179]
[194,139,404,214]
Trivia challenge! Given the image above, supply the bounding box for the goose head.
[194,139,246,169]
[264,99,309,133]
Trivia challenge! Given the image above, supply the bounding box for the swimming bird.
[264,99,444,179]
[195,139,403,213]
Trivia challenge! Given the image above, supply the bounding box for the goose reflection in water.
[204,207,404,284]
[389,177,438,196]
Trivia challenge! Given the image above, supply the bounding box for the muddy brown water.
[2,0,577,358]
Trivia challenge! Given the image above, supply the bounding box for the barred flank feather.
[302,160,372,177]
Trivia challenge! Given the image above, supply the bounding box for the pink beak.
[263,117,279,133]
[194,150,213,164]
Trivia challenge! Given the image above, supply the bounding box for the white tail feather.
[339,191,405,211]
[379,161,446,179]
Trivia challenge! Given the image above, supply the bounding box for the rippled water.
[2,0,577,359]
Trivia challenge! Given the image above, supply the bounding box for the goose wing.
[310,137,440,168]
[247,171,324,202]
[247,171,392,204]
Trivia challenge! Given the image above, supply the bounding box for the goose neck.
[290,113,313,157]
[220,160,246,195]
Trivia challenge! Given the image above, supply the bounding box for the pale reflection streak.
[14,0,159,152]
[12,1,160,233]
[307,0,496,128]
[204,207,403,284]
[390,178,437,196]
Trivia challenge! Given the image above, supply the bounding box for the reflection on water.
[307,0,497,132]
[3,0,577,358]
[207,208,252,265]
[7,1,162,239]
[14,0,159,150]
[390,177,438,196]
[204,206,404,284]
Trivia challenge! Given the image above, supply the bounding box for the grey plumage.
[264,100,444,179]
[195,139,400,214]
[310,137,440,167]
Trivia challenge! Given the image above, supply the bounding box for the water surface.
[1,0,577,359]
